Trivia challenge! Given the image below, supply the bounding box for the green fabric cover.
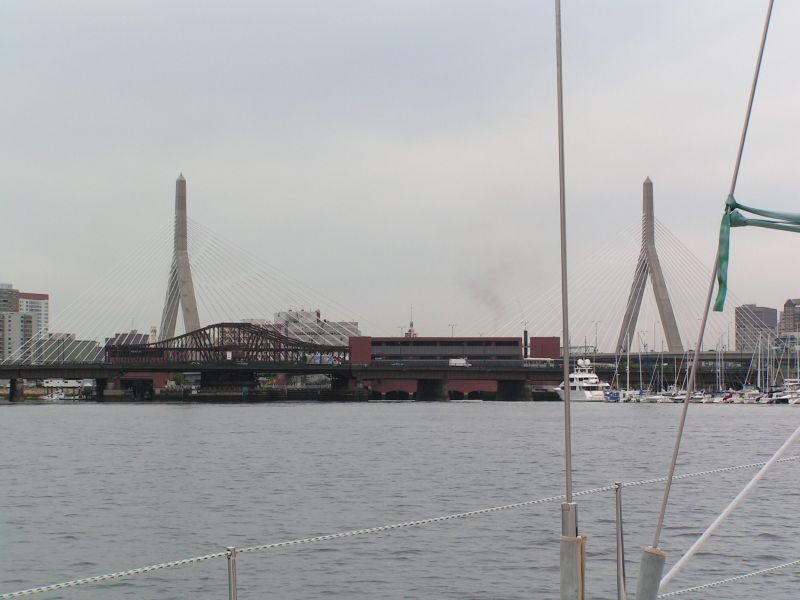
[714,196,800,311]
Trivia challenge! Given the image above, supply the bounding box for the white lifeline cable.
[658,558,800,598]
[660,422,800,590]
[2,456,797,599]
[0,551,228,598]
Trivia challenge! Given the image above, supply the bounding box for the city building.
[0,312,38,362]
[349,335,558,400]
[0,283,19,313]
[530,336,561,358]
[0,284,51,362]
[18,292,49,336]
[779,299,800,340]
[735,303,777,352]
[273,309,360,346]
[350,336,536,364]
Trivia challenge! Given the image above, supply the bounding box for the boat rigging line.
[639,2,776,598]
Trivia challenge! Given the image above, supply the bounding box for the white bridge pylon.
[159,174,201,341]
[616,177,683,354]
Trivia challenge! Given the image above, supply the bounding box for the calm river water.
[1,402,799,599]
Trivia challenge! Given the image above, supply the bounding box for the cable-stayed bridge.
[0,175,782,400]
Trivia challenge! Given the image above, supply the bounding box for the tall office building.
[0,284,52,362]
[0,312,38,362]
[779,299,800,339]
[735,303,777,352]
[18,292,49,336]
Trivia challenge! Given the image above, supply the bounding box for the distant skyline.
[3,1,800,344]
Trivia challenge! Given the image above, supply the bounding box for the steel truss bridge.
[104,322,349,366]
[0,323,351,396]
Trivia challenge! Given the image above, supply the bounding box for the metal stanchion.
[614,483,627,600]
[226,547,238,600]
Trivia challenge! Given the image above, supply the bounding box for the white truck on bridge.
[448,358,472,367]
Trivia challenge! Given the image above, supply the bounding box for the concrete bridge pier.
[331,375,352,392]
[417,379,449,402]
[8,378,22,402]
[330,375,369,401]
[95,378,107,401]
[496,380,532,402]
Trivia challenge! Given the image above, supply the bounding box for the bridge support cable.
[63,229,177,364]
[183,226,253,322]
[650,233,716,351]
[187,219,380,342]
[189,219,386,334]
[651,231,708,348]
[188,224,352,344]
[478,218,641,341]
[183,225,248,333]
[533,224,641,345]
[188,228,354,346]
[651,222,770,386]
[190,220,336,310]
[520,236,636,344]
[655,219,774,350]
[187,232,267,329]
[652,224,730,349]
[2,455,797,599]
[464,219,641,339]
[2,222,174,365]
[77,223,174,349]
[5,228,164,363]
[539,221,641,341]
[185,225,302,339]
[561,230,645,351]
[48,227,174,364]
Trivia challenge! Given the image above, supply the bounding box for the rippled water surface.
[1,402,799,599]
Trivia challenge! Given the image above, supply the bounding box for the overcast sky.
[2,1,799,341]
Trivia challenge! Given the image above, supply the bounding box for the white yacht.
[556,359,610,402]
[41,389,66,402]
[781,378,800,404]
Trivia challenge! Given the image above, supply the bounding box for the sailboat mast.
[553,3,587,599]
[554,0,574,518]
[638,336,643,391]
[757,336,762,390]
[627,331,631,391]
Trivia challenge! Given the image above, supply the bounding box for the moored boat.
[556,359,610,402]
